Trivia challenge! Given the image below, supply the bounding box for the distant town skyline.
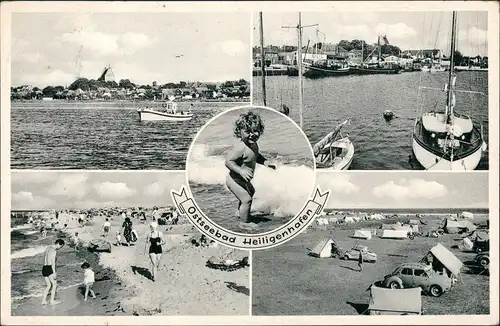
[11,172,185,210]
[254,11,488,57]
[318,172,488,210]
[11,12,250,87]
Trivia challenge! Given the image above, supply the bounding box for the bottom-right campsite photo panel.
[252,171,490,316]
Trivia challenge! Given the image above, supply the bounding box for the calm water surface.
[11,101,247,169]
[253,71,489,170]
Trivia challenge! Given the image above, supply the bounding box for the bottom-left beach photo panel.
[9,171,250,316]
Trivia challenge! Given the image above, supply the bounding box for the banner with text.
[171,186,329,250]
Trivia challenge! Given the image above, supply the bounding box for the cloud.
[19,69,75,87]
[94,182,137,199]
[374,23,418,40]
[458,26,487,47]
[48,173,89,199]
[57,30,155,57]
[12,191,55,210]
[372,178,448,201]
[318,173,360,195]
[11,172,59,185]
[144,182,165,197]
[218,39,247,57]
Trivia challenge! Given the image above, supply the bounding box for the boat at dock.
[412,11,487,170]
[137,101,193,121]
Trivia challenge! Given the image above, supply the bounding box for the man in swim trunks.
[41,239,65,305]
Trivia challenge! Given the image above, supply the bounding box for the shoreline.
[12,213,249,316]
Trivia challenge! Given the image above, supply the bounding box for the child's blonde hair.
[234,111,265,139]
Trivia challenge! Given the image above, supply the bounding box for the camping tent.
[460,211,474,219]
[381,230,408,239]
[328,217,339,224]
[352,230,372,240]
[409,219,420,225]
[309,237,334,258]
[380,223,394,230]
[370,214,385,220]
[444,219,467,234]
[458,238,474,251]
[429,243,463,276]
[368,286,422,315]
[344,216,355,223]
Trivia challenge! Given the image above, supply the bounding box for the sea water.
[187,108,316,233]
[253,71,489,170]
[11,101,243,169]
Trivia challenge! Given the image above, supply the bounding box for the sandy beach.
[12,212,250,316]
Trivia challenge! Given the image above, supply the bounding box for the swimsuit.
[149,236,162,254]
[42,265,53,277]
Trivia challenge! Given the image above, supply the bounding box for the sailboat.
[292,13,354,170]
[412,11,487,170]
[352,35,401,75]
[303,30,350,78]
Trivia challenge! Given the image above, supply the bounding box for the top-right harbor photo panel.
[252,11,489,171]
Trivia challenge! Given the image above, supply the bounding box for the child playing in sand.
[115,231,122,246]
[81,262,96,301]
[225,111,276,229]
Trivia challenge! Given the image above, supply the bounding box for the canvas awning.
[430,243,463,275]
[368,286,421,314]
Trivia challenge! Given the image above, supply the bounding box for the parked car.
[474,252,489,267]
[382,262,452,297]
[340,245,377,263]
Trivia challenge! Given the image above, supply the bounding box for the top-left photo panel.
[10,12,251,170]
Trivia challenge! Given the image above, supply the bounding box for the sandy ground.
[253,214,489,315]
[14,214,249,316]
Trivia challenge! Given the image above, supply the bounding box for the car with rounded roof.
[382,262,452,297]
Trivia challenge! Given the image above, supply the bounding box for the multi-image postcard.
[0,1,498,325]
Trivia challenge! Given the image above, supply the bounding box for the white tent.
[370,214,384,220]
[344,216,355,223]
[429,243,463,276]
[309,237,333,258]
[460,211,474,219]
[368,286,422,315]
[409,219,420,225]
[381,230,408,239]
[458,238,474,251]
[353,230,372,240]
[328,217,338,224]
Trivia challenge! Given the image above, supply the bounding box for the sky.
[11,12,251,87]
[318,172,488,209]
[255,11,488,57]
[11,172,186,210]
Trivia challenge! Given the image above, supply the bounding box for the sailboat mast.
[259,12,267,106]
[377,35,381,64]
[297,12,304,129]
[446,11,457,118]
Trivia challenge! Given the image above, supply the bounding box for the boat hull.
[303,66,350,78]
[137,109,193,121]
[316,138,354,170]
[412,135,483,170]
[351,67,400,75]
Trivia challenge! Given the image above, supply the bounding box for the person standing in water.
[225,111,276,229]
[145,222,165,282]
[41,239,65,305]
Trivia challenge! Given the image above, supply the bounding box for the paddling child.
[225,111,276,226]
[41,239,65,305]
[102,218,111,237]
[81,262,96,301]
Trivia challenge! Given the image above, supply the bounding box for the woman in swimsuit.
[144,222,165,282]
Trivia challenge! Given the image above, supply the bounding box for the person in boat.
[144,222,165,282]
[225,111,276,227]
[41,239,65,305]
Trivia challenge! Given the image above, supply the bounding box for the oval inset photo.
[187,106,316,235]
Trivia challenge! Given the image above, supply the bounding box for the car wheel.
[389,280,402,289]
[429,285,443,297]
[479,257,489,267]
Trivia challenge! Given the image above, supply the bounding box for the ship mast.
[297,13,304,129]
[259,12,267,106]
[446,11,457,120]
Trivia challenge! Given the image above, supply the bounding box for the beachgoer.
[40,226,47,239]
[122,217,133,246]
[41,239,65,305]
[102,218,111,237]
[225,111,276,225]
[81,262,96,301]
[73,232,80,248]
[145,222,165,282]
[115,231,122,246]
[358,250,364,272]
